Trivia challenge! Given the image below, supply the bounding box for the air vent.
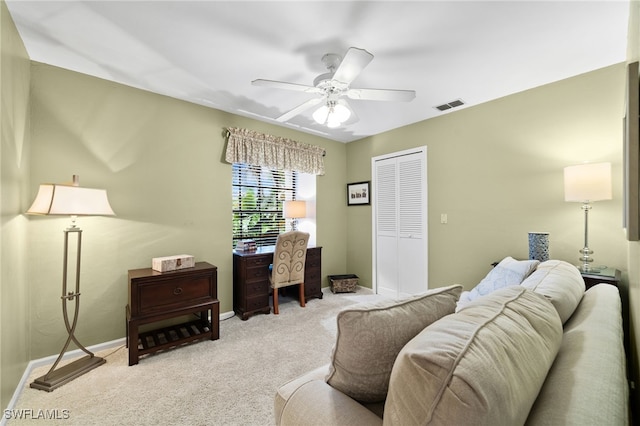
[434,99,465,112]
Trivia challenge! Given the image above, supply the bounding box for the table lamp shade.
[283,200,306,219]
[564,162,612,202]
[27,183,115,216]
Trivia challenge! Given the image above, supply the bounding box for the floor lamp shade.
[27,182,115,216]
[563,162,612,272]
[26,175,115,391]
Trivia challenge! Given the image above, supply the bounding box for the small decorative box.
[152,255,195,272]
[328,274,359,293]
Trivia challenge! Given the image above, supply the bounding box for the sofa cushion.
[457,256,539,310]
[384,286,563,426]
[520,259,585,324]
[325,285,462,403]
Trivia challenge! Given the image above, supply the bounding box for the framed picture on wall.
[624,61,640,241]
[347,181,370,206]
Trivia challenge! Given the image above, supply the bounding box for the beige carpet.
[10,287,383,426]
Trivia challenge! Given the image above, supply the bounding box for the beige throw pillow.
[384,286,563,426]
[325,284,462,403]
[520,259,585,324]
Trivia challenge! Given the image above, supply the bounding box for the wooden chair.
[269,231,309,314]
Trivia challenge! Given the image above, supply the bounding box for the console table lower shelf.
[126,306,218,365]
[137,319,212,352]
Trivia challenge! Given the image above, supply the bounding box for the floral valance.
[225,127,325,175]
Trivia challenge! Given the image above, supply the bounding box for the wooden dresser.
[233,246,322,320]
[126,262,219,365]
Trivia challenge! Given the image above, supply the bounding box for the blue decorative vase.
[528,232,550,262]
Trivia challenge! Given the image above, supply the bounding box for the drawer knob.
[173,287,183,295]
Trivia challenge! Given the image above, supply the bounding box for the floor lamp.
[564,162,612,272]
[27,175,115,391]
[283,200,306,231]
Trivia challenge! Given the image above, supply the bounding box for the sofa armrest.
[275,365,329,424]
[526,284,629,425]
[278,380,383,426]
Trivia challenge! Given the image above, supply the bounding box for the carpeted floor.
[9,287,383,425]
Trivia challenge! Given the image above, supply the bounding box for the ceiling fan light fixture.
[326,119,341,128]
[313,102,351,127]
[312,104,330,124]
[332,103,351,122]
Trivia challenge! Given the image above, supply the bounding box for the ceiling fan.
[252,47,416,128]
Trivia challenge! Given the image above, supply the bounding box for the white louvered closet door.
[373,148,427,298]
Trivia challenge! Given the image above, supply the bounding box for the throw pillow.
[456,256,539,311]
[325,284,463,403]
[385,286,563,426]
[520,259,585,324]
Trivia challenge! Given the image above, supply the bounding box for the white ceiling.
[5,1,630,143]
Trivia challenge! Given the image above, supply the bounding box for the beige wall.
[0,0,31,409]
[26,63,347,359]
[346,64,626,290]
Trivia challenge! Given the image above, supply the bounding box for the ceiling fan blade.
[332,47,374,85]
[276,97,323,122]
[252,79,322,94]
[346,88,416,102]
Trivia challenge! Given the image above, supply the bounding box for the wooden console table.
[126,262,219,365]
[233,246,322,320]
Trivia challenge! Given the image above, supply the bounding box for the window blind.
[232,163,297,248]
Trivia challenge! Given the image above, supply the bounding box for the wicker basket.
[328,274,359,293]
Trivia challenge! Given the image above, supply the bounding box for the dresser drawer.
[136,275,213,315]
[245,294,269,313]
[245,264,270,283]
[305,267,321,281]
[246,280,269,297]
[305,257,321,270]
[245,254,271,268]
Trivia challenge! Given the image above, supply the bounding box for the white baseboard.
[220,310,235,321]
[2,310,236,425]
[1,337,125,426]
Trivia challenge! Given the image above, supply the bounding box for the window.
[232,163,297,248]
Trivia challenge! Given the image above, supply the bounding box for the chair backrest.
[271,231,309,289]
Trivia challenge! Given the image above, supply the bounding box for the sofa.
[274,259,629,425]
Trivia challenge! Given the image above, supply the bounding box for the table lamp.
[26,175,115,391]
[564,162,612,272]
[283,200,306,231]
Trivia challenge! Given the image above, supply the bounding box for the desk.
[233,246,322,320]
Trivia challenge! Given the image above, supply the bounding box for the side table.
[126,262,219,365]
[580,267,621,290]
